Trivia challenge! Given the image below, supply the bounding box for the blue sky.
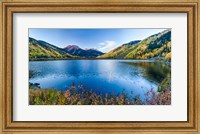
[29,28,167,53]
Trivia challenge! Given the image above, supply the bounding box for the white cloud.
[98,41,118,53]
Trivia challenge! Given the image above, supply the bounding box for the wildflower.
[64,90,71,98]
[145,91,149,97]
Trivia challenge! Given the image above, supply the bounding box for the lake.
[29,60,170,100]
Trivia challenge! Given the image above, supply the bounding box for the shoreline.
[29,58,157,61]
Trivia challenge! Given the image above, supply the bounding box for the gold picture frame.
[0,0,199,133]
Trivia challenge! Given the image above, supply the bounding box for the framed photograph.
[0,0,199,133]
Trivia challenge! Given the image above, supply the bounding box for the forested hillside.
[98,30,171,61]
[29,37,76,60]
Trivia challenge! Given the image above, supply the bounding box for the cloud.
[98,41,118,53]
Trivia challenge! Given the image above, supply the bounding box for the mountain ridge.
[29,38,104,60]
[97,40,141,59]
[63,45,104,58]
[98,29,171,61]
[29,37,76,60]
[29,29,171,61]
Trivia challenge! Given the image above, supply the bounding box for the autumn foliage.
[29,84,171,105]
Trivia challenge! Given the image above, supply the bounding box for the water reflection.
[122,62,171,83]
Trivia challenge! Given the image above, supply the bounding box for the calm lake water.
[29,60,170,99]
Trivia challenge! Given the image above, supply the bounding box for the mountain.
[29,37,76,60]
[29,29,171,61]
[98,30,171,60]
[98,40,141,59]
[64,45,104,58]
[125,30,171,59]
[29,37,104,60]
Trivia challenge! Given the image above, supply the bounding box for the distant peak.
[64,45,80,49]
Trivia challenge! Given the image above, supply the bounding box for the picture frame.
[0,0,199,133]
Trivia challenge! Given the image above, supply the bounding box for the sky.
[29,28,167,53]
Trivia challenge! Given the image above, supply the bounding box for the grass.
[29,83,171,105]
